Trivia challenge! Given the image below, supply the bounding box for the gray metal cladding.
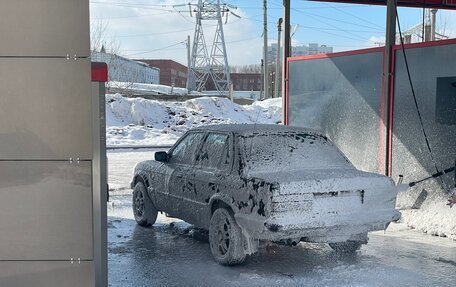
[0,0,90,57]
[288,51,384,173]
[0,58,92,160]
[0,0,99,285]
[392,44,456,199]
[0,261,94,287]
[0,161,93,260]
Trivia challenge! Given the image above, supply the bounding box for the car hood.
[249,168,395,195]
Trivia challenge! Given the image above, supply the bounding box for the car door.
[155,131,204,216]
[191,132,233,227]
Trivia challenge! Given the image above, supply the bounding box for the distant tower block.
[189,0,232,95]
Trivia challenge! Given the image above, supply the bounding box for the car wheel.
[329,241,363,253]
[132,182,158,227]
[209,208,246,266]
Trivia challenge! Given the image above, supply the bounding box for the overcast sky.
[90,0,456,65]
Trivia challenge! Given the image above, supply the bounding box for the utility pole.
[263,0,269,99]
[282,0,291,124]
[260,59,264,100]
[430,9,438,41]
[186,35,192,92]
[275,18,283,99]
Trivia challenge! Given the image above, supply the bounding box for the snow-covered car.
[131,124,401,265]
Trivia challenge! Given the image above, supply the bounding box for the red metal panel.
[91,62,108,82]
[393,38,456,51]
[309,0,456,9]
[387,46,396,177]
[379,48,388,175]
[285,58,290,125]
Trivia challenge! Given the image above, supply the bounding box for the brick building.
[231,73,262,91]
[205,73,262,91]
[135,59,188,88]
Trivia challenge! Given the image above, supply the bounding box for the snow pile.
[395,181,456,240]
[399,198,456,240]
[106,94,282,147]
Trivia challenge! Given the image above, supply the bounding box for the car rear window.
[240,132,352,175]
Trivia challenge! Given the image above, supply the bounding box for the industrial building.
[135,59,188,88]
[92,51,160,84]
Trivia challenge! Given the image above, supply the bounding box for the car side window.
[168,132,204,165]
[196,133,230,171]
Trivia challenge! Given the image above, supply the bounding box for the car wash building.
[283,0,456,203]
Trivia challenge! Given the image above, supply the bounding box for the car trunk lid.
[252,169,396,214]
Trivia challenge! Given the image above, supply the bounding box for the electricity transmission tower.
[185,0,239,95]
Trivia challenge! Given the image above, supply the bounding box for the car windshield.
[240,131,352,175]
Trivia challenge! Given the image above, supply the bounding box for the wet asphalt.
[108,150,456,287]
[108,195,456,287]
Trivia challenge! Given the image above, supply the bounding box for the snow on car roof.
[193,124,324,137]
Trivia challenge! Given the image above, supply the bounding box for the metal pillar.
[385,0,397,176]
[263,0,269,99]
[186,35,192,92]
[91,63,108,287]
[275,18,283,99]
[430,9,438,41]
[282,0,291,124]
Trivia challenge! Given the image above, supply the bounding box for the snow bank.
[399,196,456,240]
[106,94,282,147]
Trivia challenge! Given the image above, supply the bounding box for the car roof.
[192,124,324,137]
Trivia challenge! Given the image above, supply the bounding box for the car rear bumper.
[235,209,401,243]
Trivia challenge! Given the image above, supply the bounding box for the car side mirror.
[155,151,169,163]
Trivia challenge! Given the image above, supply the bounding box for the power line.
[321,2,384,29]
[290,9,380,44]
[103,28,195,38]
[125,41,186,57]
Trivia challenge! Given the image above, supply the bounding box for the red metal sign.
[91,62,108,82]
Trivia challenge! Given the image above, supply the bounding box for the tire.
[329,241,363,253]
[132,182,158,227]
[209,208,246,266]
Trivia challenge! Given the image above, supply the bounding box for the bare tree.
[91,19,138,95]
[90,19,121,54]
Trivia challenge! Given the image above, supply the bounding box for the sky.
[90,0,456,65]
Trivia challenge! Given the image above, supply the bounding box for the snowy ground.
[107,150,456,287]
